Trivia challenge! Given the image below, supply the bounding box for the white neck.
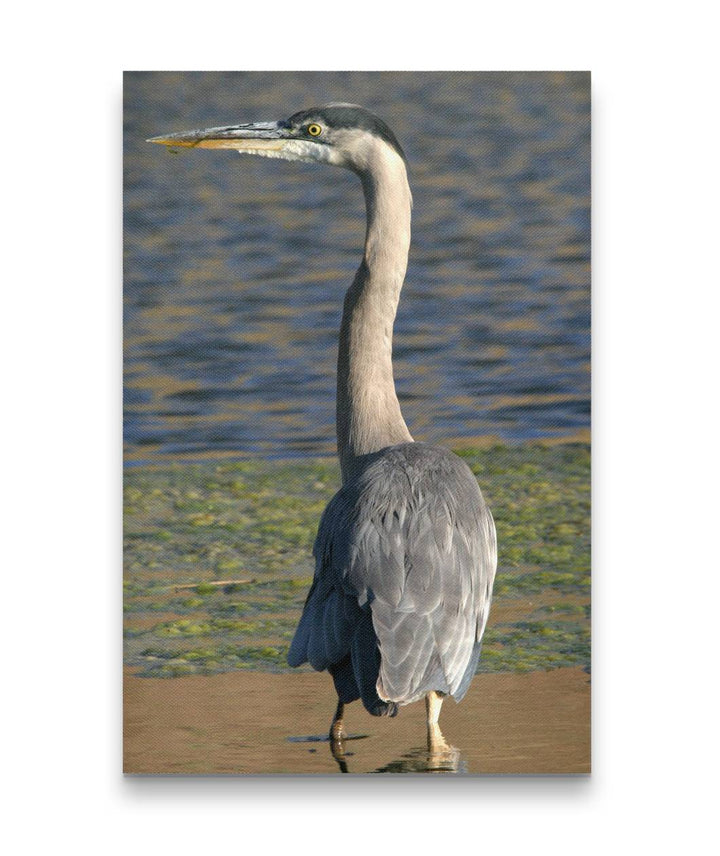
[336,142,414,482]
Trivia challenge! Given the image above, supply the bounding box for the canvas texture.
[123,71,591,774]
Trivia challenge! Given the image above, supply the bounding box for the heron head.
[148,103,406,174]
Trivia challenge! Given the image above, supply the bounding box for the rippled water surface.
[124,72,590,461]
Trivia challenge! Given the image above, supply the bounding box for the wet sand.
[124,667,590,775]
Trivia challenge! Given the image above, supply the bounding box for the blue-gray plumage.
[149,103,498,750]
[288,443,496,718]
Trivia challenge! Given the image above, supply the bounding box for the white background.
[4,1,717,852]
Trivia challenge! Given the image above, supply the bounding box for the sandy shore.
[124,667,590,775]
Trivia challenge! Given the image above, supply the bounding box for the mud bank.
[124,666,590,774]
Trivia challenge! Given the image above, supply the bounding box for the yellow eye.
[307,123,322,137]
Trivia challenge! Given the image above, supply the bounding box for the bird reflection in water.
[372,745,465,775]
[333,738,464,775]
[290,729,464,774]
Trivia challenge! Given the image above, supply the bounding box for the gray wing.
[288,443,497,708]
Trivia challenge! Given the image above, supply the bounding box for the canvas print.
[123,71,590,774]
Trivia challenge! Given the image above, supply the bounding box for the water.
[124,72,590,462]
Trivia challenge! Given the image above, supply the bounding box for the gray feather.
[288,442,497,713]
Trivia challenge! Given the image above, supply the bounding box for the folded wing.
[287,443,497,711]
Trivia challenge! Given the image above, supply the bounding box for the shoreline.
[123,431,591,468]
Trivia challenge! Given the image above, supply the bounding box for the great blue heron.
[149,104,497,757]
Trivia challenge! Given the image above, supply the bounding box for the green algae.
[124,444,590,677]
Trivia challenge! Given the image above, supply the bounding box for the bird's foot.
[426,727,460,771]
[329,721,347,743]
[329,699,346,743]
[427,724,451,754]
[329,728,350,773]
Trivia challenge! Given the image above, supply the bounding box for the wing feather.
[287,443,497,711]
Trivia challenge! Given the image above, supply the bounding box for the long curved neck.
[336,144,413,482]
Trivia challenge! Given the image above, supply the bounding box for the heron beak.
[147,121,290,152]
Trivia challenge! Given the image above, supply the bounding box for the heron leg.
[329,699,346,742]
[328,699,349,771]
[425,691,450,752]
